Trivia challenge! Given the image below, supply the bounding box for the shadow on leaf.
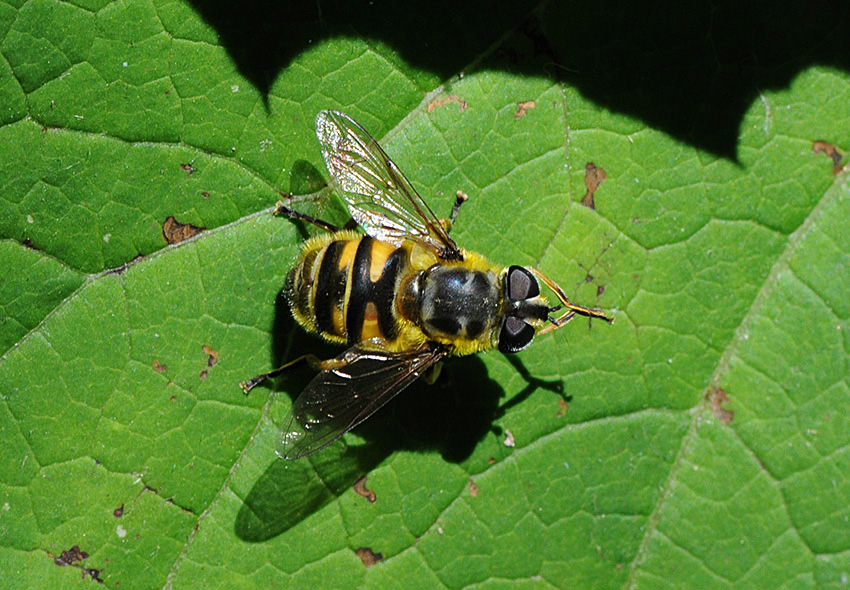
[234,351,507,540]
[187,0,849,160]
[235,443,381,542]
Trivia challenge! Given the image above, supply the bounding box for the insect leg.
[240,353,328,394]
[449,191,469,226]
[274,201,341,233]
[240,352,357,394]
[441,191,469,233]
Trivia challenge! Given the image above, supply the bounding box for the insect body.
[287,229,513,357]
[242,110,612,459]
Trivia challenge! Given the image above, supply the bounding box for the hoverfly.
[242,110,612,459]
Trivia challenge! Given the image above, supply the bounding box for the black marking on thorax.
[421,267,498,340]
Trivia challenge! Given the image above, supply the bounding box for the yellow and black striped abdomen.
[286,231,411,348]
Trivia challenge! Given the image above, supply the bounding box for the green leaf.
[2,1,850,589]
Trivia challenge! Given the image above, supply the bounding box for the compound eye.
[506,266,540,301]
[498,315,536,353]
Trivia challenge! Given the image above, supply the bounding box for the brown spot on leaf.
[706,388,734,424]
[54,545,88,566]
[180,163,195,176]
[198,346,218,380]
[355,547,383,567]
[812,140,846,175]
[556,399,568,418]
[581,162,607,209]
[468,479,479,497]
[203,345,219,367]
[597,285,606,298]
[51,546,104,582]
[152,359,167,373]
[201,191,210,199]
[113,504,124,518]
[427,95,467,113]
[514,100,536,119]
[353,475,377,503]
[162,216,205,245]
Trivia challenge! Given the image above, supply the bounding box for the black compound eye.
[498,316,535,353]
[506,266,540,301]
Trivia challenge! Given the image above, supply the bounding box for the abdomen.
[286,231,409,347]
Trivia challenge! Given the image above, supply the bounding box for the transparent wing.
[278,344,446,460]
[315,109,462,260]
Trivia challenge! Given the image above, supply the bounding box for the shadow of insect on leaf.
[237,303,510,541]
[234,443,382,542]
[375,356,503,463]
[498,353,568,417]
[235,362,509,542]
